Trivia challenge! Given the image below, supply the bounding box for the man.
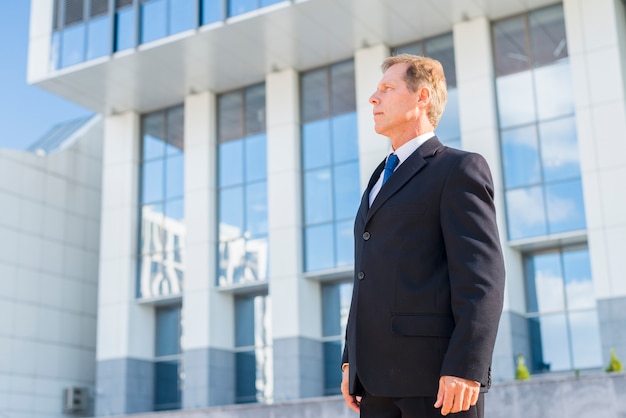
[340,54,505,418]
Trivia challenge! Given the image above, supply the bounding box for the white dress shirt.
[368,132,435,207]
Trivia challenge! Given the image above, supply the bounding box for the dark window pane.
[154,360,181,410]
[156,306,181,356]
[545,179,586,234]
[235,351,257,402]
[90,0,109,17]
[493,16,529,77]
[202,0,224,24]
[143,113,166,160]
[245,84,266,135]
[301,69,329,122]
[170,0,196,34]
[115,7,135,51]
[305,224,335,271]
[61,24,86,67]
[539,117,580,182]
[302,120,331,170]
[323,341,342,395]
[394,42,422,56]
[218,91,244,142]
[505,186,547,240]
[86,15,110,60]
[530,5,567,68]
[64,0,85,26]
[424,33,456,88]
[141,0,167,43]
[116,0,133,8]
[501,125,541,189]
[330,60,356,116]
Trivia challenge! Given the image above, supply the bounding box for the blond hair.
[382,54,448,128]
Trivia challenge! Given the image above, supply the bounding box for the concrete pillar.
[453,16,523,381]
[564,0,626,361]
[95,112,155,415]
[266,68,324,401]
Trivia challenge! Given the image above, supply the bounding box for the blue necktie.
[382,153,399,185]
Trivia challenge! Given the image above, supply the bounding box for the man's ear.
[417,86,431,106]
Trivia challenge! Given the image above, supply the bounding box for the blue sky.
[0,3,92,150]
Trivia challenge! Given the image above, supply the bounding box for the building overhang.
[31,0,560,114]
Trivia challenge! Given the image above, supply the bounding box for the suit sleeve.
[439,152,505,386]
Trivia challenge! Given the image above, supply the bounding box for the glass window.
[86,15,110,60]
[524,248,601,373]
[394,34,461,148]
[61,23,86,68]
[301,61,359,272]
[154,305,182,411]
[321,282,352,394]
[202,0,224,24]
[229,0,257,17]
[115,4,136,51]
[494,4,585,241]
[138,106,186,299]
[141,0,167,43]
[169,0,196,35]
[235,294,273,403]
[218,85,268,286]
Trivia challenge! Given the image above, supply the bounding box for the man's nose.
[369,93,379,105]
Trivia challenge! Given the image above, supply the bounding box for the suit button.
[362,232,370,240]
[358,272,365,280]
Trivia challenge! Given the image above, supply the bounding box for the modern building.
[12,0,626,416]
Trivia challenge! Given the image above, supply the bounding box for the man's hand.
[434,375,480,416]
[340,365,361,413]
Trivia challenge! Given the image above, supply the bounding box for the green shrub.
[606,348,623,373]
[516,354,531,380]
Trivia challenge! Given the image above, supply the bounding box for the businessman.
[341,54,505,417]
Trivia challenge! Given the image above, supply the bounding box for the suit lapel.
[365,137,444,224]
[358,159,385,222]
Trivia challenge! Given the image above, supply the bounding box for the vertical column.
[266,68,323,401]
[95,112,155,415]
[182,91,236,408]
[453,17,521,381]
[355,44,390,188]
[27,0,53,83]
[564,0,626,361]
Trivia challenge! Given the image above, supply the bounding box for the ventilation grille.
[64,0,85,25]
[90,0,109,17]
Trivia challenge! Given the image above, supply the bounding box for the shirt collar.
[389,131,435,164]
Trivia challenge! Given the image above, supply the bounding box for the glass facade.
[138,105,186,299]
[301,60,360,273]
[154,305,182,411]
[217,84,268,286]
[51,0,289,68]
[394,33,461,149]
[493,5,586,241]
[235,293,273,403]
[321,281,352,395]
[525,247,602,373]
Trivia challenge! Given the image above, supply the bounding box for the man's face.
[369,63,422,140]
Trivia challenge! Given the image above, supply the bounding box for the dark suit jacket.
[342,137,505,398]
